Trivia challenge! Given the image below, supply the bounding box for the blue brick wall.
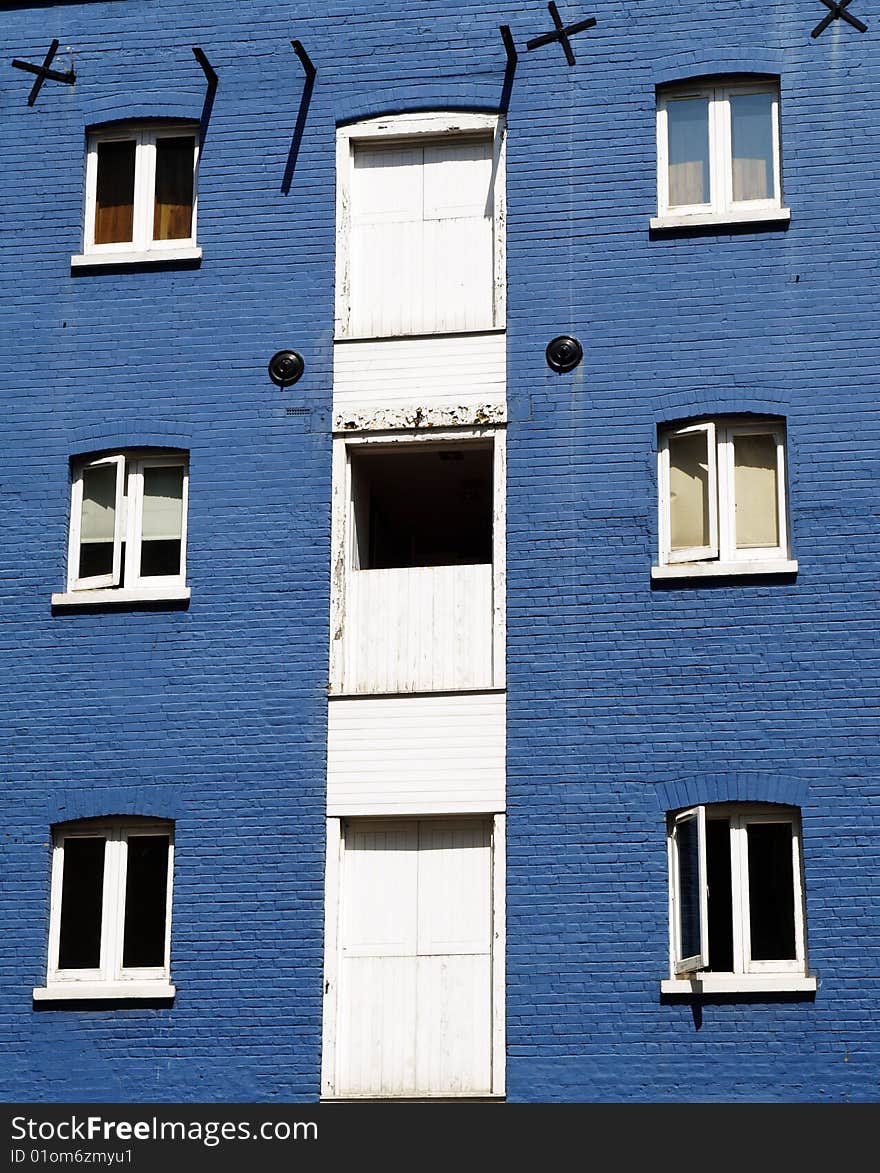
[1,1,878,1102]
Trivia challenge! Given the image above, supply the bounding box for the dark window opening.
[122,835,170,968]
[58,837,106,970]
[747,822,796,960]
[705,818,734,972]
[351,445,493,569]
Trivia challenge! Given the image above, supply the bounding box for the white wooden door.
[336,818,493,1096]
[350,137,495,337]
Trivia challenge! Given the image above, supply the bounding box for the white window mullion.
[711,91,730,216]
[46,840,66,980]
[133,134,154,252]
[775,430,789,558]
[656,104,670,217]
[729,817,748,976]
[123,460,144,588]
[83,141,99,252]
[100,832,124,982]
[791,822,806,969]
[716,427,734,561]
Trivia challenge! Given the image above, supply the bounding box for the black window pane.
[123,835,170,968]
[58,837,105,969]
[139,540,182,577]
[705,819,734,973]
[78,542,114,579]
[748,823,796,960]
[676,816,701,960]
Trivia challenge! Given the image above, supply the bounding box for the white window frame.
[654,418,797,579]
[663,804,815,995]
[320,813,506,1099]
[652,80,789,230]
[73,124,201,267]
[55,451,190,606]
[34,819,175,1001]
[334,111,506,339]
[669,805,709,975]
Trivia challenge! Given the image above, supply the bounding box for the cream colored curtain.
[669,433,710,550]
[733,434,778,548]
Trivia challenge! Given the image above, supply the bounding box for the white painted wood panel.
[332,332,506,428]
[350,137,495,338]
[327,692,505,816]
[336,818,492,1097]
[344,563,493,694]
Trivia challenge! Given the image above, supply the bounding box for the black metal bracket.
[192,46,218,88]
[526,3,596,67]
[811,0,867,37]
[500,24,518,67]
[291,39,316,80]
[11,39,76,106]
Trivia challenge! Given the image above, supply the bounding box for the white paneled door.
[335,818,494,1097]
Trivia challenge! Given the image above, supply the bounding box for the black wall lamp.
[268,350,305,387]
[545,335,583,373]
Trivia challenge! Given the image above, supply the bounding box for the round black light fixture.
[268,349,305,387]
[545,335,583,374]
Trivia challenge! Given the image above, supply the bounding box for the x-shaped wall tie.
[811,0,868,38]
[526,2,597,67]
[11,39,76,106]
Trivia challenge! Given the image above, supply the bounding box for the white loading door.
[350,137,495,337]
[336,818,493,1097]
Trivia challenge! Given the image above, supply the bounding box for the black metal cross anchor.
[811,0,868,38]
[11,39,76,106]
[526,3,597,67]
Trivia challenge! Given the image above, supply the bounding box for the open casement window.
[658,419,789,569]
[81,125,198,259]
[670,806,709,974]
[667,804,809,982]
[41,820,174,998]
[336,113,505,339]
[660,422,718,564]
[67,453,188,594]
[654,80,785,226]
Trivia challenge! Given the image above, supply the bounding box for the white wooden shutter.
[337,818,493,1096]
[350,136,494,337]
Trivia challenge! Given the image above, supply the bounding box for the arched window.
[74,123,200,266]
[56,449,189,605]
[665,803,814,994]
[654,417,795,579]
[653,78,788,228]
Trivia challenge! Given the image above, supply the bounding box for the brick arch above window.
[653,54,784,90]
[48,786,184,825]
[654,773,810,813]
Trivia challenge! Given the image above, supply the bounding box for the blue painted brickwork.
[1,1,878,1102]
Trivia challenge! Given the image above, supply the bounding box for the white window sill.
[652,559,797,581]
[34,982,175,1001]
[71,247,202,268]
[662,974,816,995]
[649,207,791,231]
[52,586,191,607]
